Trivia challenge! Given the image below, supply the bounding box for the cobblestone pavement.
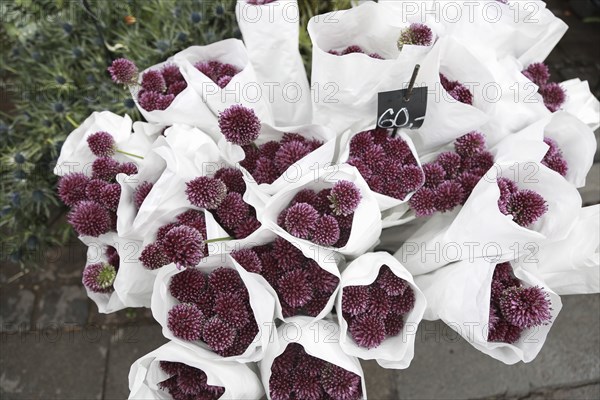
[1,1,600,399]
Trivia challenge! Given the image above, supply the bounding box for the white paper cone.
[336,252,426,369]
[236,0,312,126]
[560,78,600,131]
[260,164,382,258]
[259,316,367,400]
[415,257,562,364]
[128,341,264,400]
[151,255,276,363]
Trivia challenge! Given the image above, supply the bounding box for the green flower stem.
[116,149,144,159]
[204,236,234,244]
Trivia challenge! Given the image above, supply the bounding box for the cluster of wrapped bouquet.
[53,1,599,398]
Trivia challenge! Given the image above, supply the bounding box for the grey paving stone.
[579,163,600,206]
[103,323,168,400]
[0,328,109,399]
[361,360,398,400]
[518,383,600,400]
[35,285,89,328]
[0,286,34,332]
[389,294,600,399]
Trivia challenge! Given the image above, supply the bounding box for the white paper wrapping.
[128,341,264,400]
[235,0,312,126]
[534,205,600,295]
[336,252,426,369]
[415,257,562,364]
[395,161,582,276]
[560,78,600,131]
[151,255,276,363]
[259,316,367,400]
[260,164,382,258]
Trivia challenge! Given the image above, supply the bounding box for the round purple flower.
[284,202,319,239]
[87,131,115,157]
[234,217,261,239]
[208,267,244,294]
[85,179,108,203]
[434,180,464,213]
[231,249,262,273]
[92,157,120,182]
[166,80,187,96]
[437,152,462,179]
[390,286,416,315]
[141,69,167,93]
[272,237,304,271]
[542,153,568,176]
[398,23,433,47]
[349,313,386,349]
[82,262,116,293]
[252,157,279,184]
[342,286,370,316]
[348,157,373,181]
[107,58,138,85]
[139,243,169,270]
[505,189,548,227]
[422,163,446,189]
[213,292,250,328]
[342,45,365,55]
[218,104,261,146]
[307,260,339,294]
[217,75,232,88]
[99,183,121,211]
[328,180,361,217]
[274,141,311,174]
[522,62,550,86]
[384,313,405,336]
[169,268,207,304]
[540,82,566,112]
[314,188,333,214]
[185,176,227,210]
[214,167,246,194]
[361,144,386,169]
[312,215,341,246]
[159,360,183,376]
[138,91,174,111]
[462,151,495,177]
[384,137,413,163]
[162,226,205,267]
[68,200,111,237]
[216,192,249,231]
[133,181,153,209]
[58,173,90,206]
[449,83,474,105]
[377,266,408,296]
[293,373,323,400]
[161,64,184,86]
[168,303,205,341]
[398,164,425,195]
[321,365,362,400]
[202,316,236,352]
[291,189,318,207]
[349,130,375,157]
[156,223,179,243]
[457,172,481,203]
[454,131,486,157]
[176,365,208,395]
[409,187,437,217]
[499,286,552,329]
[118,162,138,176]
[176,210,206,235]
[105,246,120,268]
[278,269,313,308]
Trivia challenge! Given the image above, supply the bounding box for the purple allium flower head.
[176,365,208,395]
[231,249,262,274]
[133,181,153,209]
[522,62,550,86]
[92,157,120,182]
[499,286,552,329]
[422,163,446,189]
[208,267,244,294]
[497,177,518,214]
[176,210,206,233]
[166,80,187,96]
[275,141,311,174]
[457,172,481,203]
[138,91,174,111]
[291,189,318,207]
[543,137,559,157]
[349,313,386,349]
[202,316,236,352]
[82,262,116,293]
[185,176,227,210]
[284,202,319,239]
[384,313,405,336]
[505,189,548,227]
[329,180,361,216]
[99,183,121,211]
[259,140,281,158]
[361,144,386,169]
[68,200,111,237]
[118,161,138,176]
[377,266,408,296]
[139,243,169,270]
[455,131,486,157]
[196,286,217,318]
[217,75,232,88]
[218,104,261,146]
[389,285,415,314]
[216,192,250,231]
[272,237,304,270]
[398,164,425,194]
[278,269,313,308]
[162,226,205,267]
[342,286,370,316]
[141,69,167,93]
[542,152,568,177]
[213,292,250,328]
[241,142,261,172]
[409,187,437,217]
[348,157,373,181]
[449,83,474,105]
[321,364,363,400]
[252,157,279,184]
[342,45,364,55]
[540,82,566,112]
[168,303,205,341]
[437,152,462,179]
[463,151,495,177]
[434,180,464,213]
[293,373,324,400]
[398,23,434,47]
[270,373,294,400]
[214,167,246,194]
[85,179,108,203]
[307,260,339,294]
[105,246,120,268]
[159,360,183,376]
[367,287,391,316]
[312,215,341,246]
[107,58,138,85]
[58,173,90,206]
[234,217,261,239]
[385,137,413,163]
[161,64,184,86]
[169,268,207,304]
[349,130,375,157]
[87,131,115,157]
[314,188,333,215]
[280,132,305,144]
[156,222,179,243]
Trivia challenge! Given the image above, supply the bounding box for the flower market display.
[52,1,600,398]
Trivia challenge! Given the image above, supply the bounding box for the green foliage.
[0,0,350,268]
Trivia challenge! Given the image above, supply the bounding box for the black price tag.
[377,86,427,130]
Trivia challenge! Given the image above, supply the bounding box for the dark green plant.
[0,0,350,269]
